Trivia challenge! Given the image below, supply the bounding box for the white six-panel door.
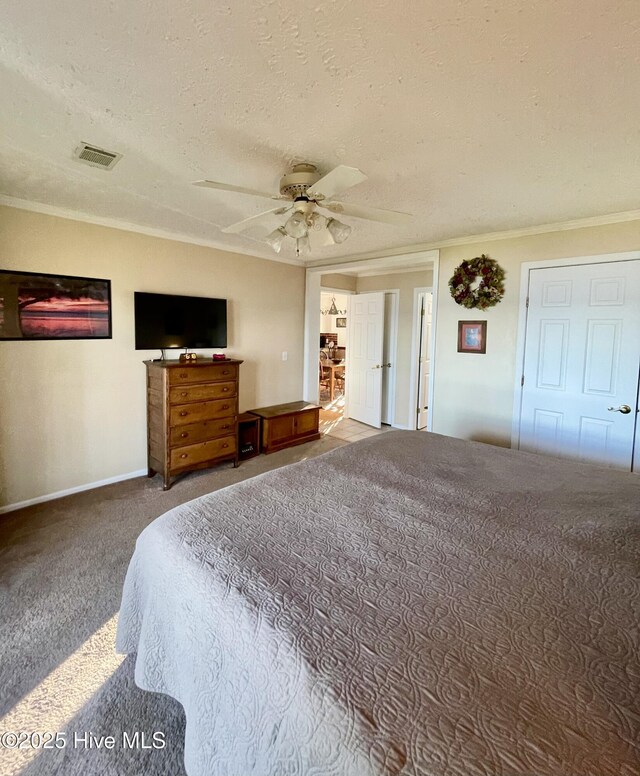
[519,259,639,468]
[346,292,385,428]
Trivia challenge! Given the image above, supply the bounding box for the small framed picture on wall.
[457,320,487,354]
[335,318,347,328]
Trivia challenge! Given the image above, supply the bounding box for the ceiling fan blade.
[321,201,412,225]
[307,165,368,200]
[221,206,290,234]
[194,180,286,200]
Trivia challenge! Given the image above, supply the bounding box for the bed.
[116,431,640,776]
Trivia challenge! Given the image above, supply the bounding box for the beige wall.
[432,220,640,446]
[356,270,433,427]
[320,273,357,292]
[0,206,305,508]
[3,205,638,508]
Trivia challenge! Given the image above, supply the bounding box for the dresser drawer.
[168,363,238,385]
[169,418,236,447]
[170,398,237,427]
[170,435,236,470]
[169,381,236,405]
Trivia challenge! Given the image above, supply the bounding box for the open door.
[346,292,385,428]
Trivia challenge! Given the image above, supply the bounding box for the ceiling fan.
[194,163,412,257]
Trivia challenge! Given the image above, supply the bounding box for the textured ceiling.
[1,1,639,263]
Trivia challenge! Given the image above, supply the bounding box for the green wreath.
[448,254,505,310]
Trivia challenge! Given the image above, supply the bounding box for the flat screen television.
[134,292,227,350]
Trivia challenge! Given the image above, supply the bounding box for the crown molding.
[2,194,638,271]
[427,208,640,248]
[0,195,304,267]
[306,208,640,269]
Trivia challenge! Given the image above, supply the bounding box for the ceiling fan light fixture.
[326,218,352,244]
[308,211,326,231]
[265,227,287,253]
[284,212,308,239]
[296,234,311,257]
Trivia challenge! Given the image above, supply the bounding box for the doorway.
[304,251,440,431]
[514,254,640,469]
[319,289,350,406]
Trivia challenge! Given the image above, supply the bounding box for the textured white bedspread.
[117,431,640,776]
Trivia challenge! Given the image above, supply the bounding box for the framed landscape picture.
[335,317,347,328]
[457,320,486,354]
[0,270,112,341]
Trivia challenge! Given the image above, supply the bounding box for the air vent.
[74,142,122,170]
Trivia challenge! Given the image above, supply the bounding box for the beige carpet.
[0,435,346,776]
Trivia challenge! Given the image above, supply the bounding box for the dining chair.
[319,356,331,393]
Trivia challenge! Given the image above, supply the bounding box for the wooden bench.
[248,401,321,454]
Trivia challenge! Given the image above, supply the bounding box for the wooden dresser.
[144,359,243,489]
[248,401,321,454]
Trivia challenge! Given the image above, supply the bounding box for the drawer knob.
[180,453,187,459]
[222,370,229,375]
[179,411,188,417]
[181,391,188,397]
[181,432,188,438]
[222,443,229,448]
[222,404,229,410]
[222,387,229,392]
[179,373,188,378]
[222,424,230,430]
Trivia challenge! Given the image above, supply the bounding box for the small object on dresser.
[212,353,227,361]
[179,352,198,362]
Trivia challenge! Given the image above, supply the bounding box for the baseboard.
[391,422,411,430]
[0,469,148,515]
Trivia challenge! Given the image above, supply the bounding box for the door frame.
[381,290,399,425]
[511,250,640,451]
[304,250,439,428]
[408,287,435,431]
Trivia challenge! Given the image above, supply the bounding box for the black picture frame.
[457,320,486,354]
[0,269,112,341]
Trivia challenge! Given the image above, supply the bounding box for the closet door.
[519,259,639,468]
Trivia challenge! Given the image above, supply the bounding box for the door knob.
[373,364,381,369]
[607,404,631,414]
